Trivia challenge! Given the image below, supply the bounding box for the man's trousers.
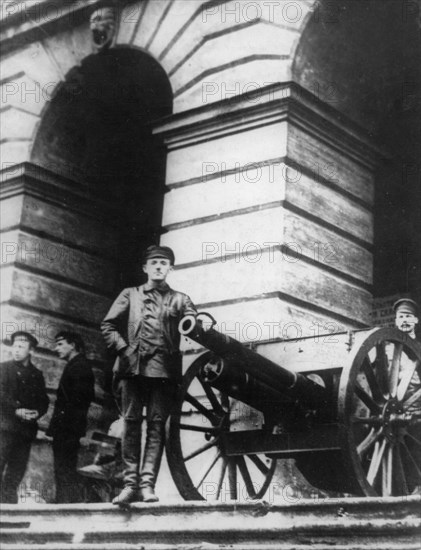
[0,430,32,503]
[52,433,82,503]
[119,376,176,489]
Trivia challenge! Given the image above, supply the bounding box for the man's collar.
[14,359,33,368]
[143,281,170,293]
[68,352,81,364]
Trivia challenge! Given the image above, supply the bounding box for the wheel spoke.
[228,458,238,499]
[184,436,220,462]
[381,444,393,496]
[401,442,421,480]
[397,361,419,401]
[375,343,390,395]
[389,343,403,397]
[367,438,387,484]
[221,392,230,411]
[403,388,421,409]
[185,393,219,424]
[355,382,382,414]
[357,427,382,457]
[405,432,421,448]
[237,456,257,498]
[195,450,221,490]
[394,444,409,495]
[215,458,228,499]
[248,454,271,476]
[361,356,385,403]
[352,416,382,426]
[198,375,226,416]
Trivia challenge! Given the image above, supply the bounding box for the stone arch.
[30,45,172,180]
[115,0,316,112]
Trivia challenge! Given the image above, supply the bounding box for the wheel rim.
[166,352,277,501]
[339,328,421,496]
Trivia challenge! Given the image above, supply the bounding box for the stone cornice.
[153,82,387,171]
[0,162,119,224]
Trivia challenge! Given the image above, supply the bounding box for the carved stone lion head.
[90,7,117,51]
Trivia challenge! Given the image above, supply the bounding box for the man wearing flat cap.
[393,298,419,340]
[101,245,197,504]
[47,331,95,503]
[393,298,421,494]
[0,332,49,503]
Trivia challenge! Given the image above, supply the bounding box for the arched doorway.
[292,0,421,306]
[31,47,173,288]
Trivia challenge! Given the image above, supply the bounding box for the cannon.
[165,314,421,500]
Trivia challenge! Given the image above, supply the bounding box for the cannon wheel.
[339,327,421,496]
[166,352,277,501]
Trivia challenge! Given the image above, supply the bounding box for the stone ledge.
[153,82,384,170]
[0,497,420,548]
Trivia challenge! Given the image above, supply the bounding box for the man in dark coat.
[101,245,197,504]
[47,332,95,503]
[0,331,49,503]
[393,298,421,494]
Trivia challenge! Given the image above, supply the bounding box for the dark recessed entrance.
[31,47,173,289]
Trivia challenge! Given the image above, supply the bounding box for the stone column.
[155,83,379,343]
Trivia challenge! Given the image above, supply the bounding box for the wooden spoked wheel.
[339,328,421,496]
[166,352,277,501]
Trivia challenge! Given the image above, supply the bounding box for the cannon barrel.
[179,315,327,409]
[201,355,294,412]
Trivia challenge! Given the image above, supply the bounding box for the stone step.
[1,497,420,549]
[1,543,420,550]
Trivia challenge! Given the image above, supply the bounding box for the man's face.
[395,311,419,335]
[55,338,76,360]
[143,258,172,282]
[12,338,32,362]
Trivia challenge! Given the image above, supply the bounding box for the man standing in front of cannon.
[0,332,49,503]
[101,245,197,504]
[393,298,421,494]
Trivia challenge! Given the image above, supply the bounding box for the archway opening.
[31,47,173,288]
[292,0,421,304]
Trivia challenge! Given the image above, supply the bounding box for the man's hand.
[15,408,39,422]
[118,347,132,366]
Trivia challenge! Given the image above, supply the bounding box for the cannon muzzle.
[179,314,327,409]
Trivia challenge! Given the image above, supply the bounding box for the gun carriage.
[165,314,421,501]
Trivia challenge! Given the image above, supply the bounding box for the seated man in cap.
[0,332,49,503]
[393,298,421,494]
[101,245,197,504]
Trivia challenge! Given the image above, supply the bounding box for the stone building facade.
[1,0,420,500]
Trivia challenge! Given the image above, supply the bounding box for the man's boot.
[112,486,139,505]
[113,418,141,505]
[139,421,165,503]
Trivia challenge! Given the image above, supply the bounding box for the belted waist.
[138,344,180,359]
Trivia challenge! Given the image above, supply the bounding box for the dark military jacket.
[101,282,197,378]
[0,360,49,439]
[47,354,95,438]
